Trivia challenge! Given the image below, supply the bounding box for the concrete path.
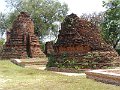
[11,59,86,76]
[55,72,86,76]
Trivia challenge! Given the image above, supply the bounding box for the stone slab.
[85,69,120,86]
[11,58,48,70]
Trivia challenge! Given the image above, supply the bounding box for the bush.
[0,38,5,52]
[46,54,57,67]
[0,38,5,46]
[41,43,45,52]
[116,49,120,55]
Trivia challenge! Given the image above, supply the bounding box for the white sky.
[59,0,106,15]
[0,0,106,15]
[0,0,7,13]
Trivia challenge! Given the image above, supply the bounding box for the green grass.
[0,60,120,90]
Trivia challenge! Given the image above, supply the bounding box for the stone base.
[53,51,120,69]
[47,67,91,73]
[85,69,120,86]
[11,58,48,70]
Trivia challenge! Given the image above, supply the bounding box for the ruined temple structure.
[53,13,120,69]
[44,41,54,56]
[1,12,45,59]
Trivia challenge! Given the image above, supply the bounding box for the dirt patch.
[0,76,11,84]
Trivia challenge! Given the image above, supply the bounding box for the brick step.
[11,58,48,68]
[25,65,46,70]
[25,65,46,67]
[21,61,48,65]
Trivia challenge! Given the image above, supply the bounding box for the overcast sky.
[59,0,106,15]
[0,0,7,13]
[0,0,106,15]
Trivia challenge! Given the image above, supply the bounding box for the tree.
[80,12,104,27]
[102,0,120,48]
[0,38,5,46]
[0,13,7,37]
[5,0,68,41]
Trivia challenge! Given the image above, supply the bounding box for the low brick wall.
[85,69,120,86]
[11,58,48,67]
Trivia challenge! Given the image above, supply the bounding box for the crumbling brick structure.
[45,41,54,56]
[53,13,119,69]
[1,12,45,59]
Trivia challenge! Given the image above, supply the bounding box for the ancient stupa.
[1,12,45,59]
[53,13,119,68]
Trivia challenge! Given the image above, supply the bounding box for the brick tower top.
[55,13,112,51]
[12,12,34,34]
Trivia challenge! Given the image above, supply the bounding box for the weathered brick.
[53,13,120,69]
[1,12,45,59]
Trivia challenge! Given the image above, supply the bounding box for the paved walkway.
[55,72,86,76]
[12,59,86,76]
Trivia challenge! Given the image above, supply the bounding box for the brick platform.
[85,69,120,86]
[11,58,48,70]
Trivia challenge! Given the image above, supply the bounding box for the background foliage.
[0,0,68,42]
[101,0,120,48]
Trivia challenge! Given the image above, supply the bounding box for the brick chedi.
[1,12,45,59]
[53,13,119,69]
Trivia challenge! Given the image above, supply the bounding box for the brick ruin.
[1,12,45,59]
[53,13,120,69]
[44,41,54,56]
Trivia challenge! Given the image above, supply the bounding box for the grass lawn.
[0,60,120,90]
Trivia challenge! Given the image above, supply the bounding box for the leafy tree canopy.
[80,12,104,27]
[102,0,120,48]
[2,0,68,41]
[0,13,7,35]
